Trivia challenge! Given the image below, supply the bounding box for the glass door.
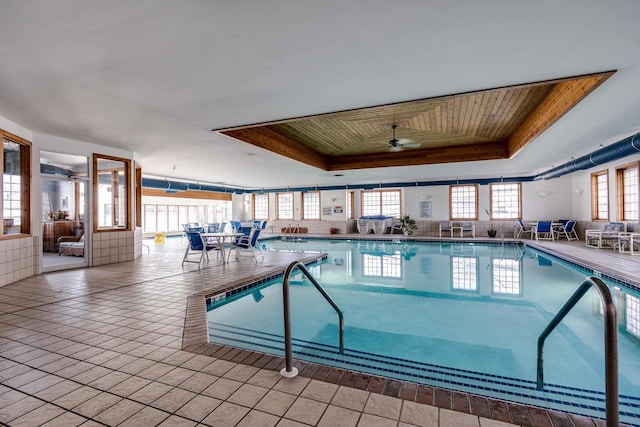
[40,151,89,272]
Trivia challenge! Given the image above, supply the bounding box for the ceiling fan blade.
[400,142,421,148]
[389,145,403,152]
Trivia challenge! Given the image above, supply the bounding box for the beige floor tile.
[157,366,196,386]
[201,377,244,400]
[157,414,198,426]
[93,398,145,426]
[40,410,89,427]
[88,371,132,391]
[53,386,101,410]
[109,375,152,397]
[317,404,361,427]
[439,408,480,427]
[272,376,311,396]
[363,393,402,420]
[119,357,157,375]
[34,380,82,401]
[201,359,237,376]
[137,362,177,381]
[254,389,297,416]
[224,363,260,382]
[180,354,215,370]
[357,413,398,427]
[73,392,122,418]
[178,371,218,393]
[201,401,250,427]
[227,383,270,408]
[400,400,439,427]
[479,418,520,427]
[236,409,280,427]
[0,395,45,424]
[6,402,64,426]
[283,396,328,425]
[275,419,310,427]
[151,387,196,413]
[16,374,64,395]
[175,394,222,422]
[301,379,339,403]
[70,365,113,384]
[3,368,47,388]
[331,386,370,412]
[128,381,173,404]
[247,369,282,388]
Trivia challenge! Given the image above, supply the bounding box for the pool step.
[208,321,640,425]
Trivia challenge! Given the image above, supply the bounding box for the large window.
[346,191,355,219]
[361,190,401,217]
[2,132,31,236]
[302,191,320,219]
[277,192,294,220]
[93,154,131,231]
[449,184,478,220]
[253,193,269,220]
[616,162,639,221]
[591,170,609,221]
[490,183,521,219]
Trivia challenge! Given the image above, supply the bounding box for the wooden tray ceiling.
[217,71,614,171]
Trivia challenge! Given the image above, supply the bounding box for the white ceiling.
[1,1,639,190]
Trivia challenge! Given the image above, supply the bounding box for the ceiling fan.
[387,125,421,152]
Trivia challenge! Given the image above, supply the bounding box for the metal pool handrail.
[536,276,619,427]
[280,261,344,378]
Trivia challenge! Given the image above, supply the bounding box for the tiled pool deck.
[1,234,635,426]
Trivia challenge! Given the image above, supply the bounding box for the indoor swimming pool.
[206,239,640,425]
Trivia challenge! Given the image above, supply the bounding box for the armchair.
[585,222,626,249]
[58,233,85,257]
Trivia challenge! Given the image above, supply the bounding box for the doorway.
[40,151,89,272]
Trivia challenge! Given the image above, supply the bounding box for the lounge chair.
[617,232,640,255]
[554,220,579,241]
[227,228,264,261]
[58,233,85,256]
[585,222,626,249]
[439,221,453,237]
[533,221,554,240]
[515,220,534,239]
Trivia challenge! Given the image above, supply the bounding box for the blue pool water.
[207,239,640,424]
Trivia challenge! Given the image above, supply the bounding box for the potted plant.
[400,215,417,236]
[485,208,497,237]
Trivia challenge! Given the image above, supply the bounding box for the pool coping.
[181,238,627,427]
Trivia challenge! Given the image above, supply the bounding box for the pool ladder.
[537,276,619,427]
[280,261,344,378]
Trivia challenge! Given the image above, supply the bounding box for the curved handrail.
[536,276,619,427]
[281,261,344,377]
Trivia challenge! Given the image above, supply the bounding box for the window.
[277,192,294,219]
[361,190,401,217]
[492,259,521,295]
[346,191,355,219]
[490,183,521,219]
[591,170,609,221]
[451,257,477,291]
[616,162,639,221]
[93,154,131,231]
[2,132,31,236]
[302,191,320,219]
[253,193,269,220]
[449,185,478,220]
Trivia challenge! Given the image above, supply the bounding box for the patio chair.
[439,221,453,237]
[182,231,217,268]
[554,220,579,241]
[461,222,475,237]
[207,223,219,233]
[227,228,264,261]
[218,222,227,233]
[617,233,640,255]
[533,221,554,240]
[515,219,534,239]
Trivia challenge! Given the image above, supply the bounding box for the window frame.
[1,130,31,238]
[489,182,522,220]
[449,184,478,221]
[616,161,639,222]
[302,191,320,220]
[360,189,402,218]
[93,153,132,232]
[591,169,609,221]
[252,193,269,220]
[346,190,355,219]
[276,192,294,220]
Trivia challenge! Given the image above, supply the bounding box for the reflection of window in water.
[627,294,640,338]
[451,257,477,291]
[493,259,520,294]
[363,254,401,278]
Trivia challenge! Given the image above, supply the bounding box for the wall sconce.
[536,191,550,197]
[574,189,583,195]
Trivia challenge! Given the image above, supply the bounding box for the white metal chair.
[439,221,453,237]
